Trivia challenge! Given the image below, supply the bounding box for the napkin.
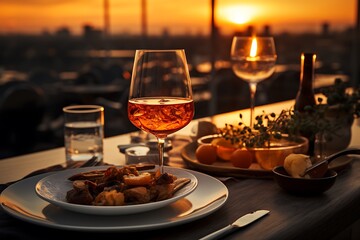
[190,120,219,140]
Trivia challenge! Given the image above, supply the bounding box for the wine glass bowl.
[128,99,193,138]
[128,50,194,172]
[231,37,277,127]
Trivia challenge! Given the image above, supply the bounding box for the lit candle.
[246,37,260,61]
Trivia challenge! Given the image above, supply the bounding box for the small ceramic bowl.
[272,166,337,195]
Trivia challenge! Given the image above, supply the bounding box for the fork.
[67,156,102,169]
[3,156,103,187]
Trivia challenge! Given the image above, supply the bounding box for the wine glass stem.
[249,82,257,128]
[157,137,165,173]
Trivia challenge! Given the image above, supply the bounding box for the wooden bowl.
[197,134,309,170]
[272,166,337,195]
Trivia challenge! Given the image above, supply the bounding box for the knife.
[199,210,270,240]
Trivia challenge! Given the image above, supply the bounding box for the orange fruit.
[195,144,217,165]
[211,138,234,148]
[216,146,236,161]
[211,138,236,161]
[254,149,293,170]
[230,148,254,168]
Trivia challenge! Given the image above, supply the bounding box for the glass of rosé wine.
[128,49,194,173]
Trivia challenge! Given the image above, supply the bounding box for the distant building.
[41,29,51,37]
[55,27,71,38]
[262,25,272,36]
[232,25,255,37]
[162,28,170,38]
[246,25,255,36]
[83,24,103,39]
[322,22,330,36]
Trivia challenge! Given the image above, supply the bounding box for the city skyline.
[0,0,357,36]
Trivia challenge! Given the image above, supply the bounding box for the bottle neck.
[299,53,316,91]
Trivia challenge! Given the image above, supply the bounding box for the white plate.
[35,166,198,215]
[1,168,228,232]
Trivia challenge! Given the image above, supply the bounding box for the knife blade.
[199,210,270,240]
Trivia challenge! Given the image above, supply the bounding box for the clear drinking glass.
[63,105,104,165]
[231,36,277,128]
[128,49,194,173]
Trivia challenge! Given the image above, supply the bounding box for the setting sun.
[0,0,356,35]
[218,5,258,25]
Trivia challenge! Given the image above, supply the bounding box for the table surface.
[1,98,360,240]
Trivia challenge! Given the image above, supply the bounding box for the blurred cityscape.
[0,21,358,159]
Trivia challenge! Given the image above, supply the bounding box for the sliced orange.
[210,138,236,161]
[255,149,293,170]
[211,138,234,148]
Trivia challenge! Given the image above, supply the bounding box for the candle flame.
[250,38,257,57]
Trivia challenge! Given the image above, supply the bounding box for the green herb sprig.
[219,110,294,148]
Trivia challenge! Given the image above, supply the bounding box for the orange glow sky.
[0,0,356,35]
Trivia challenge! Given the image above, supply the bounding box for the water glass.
[63,105,104,165]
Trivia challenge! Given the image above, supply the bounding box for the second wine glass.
[128,49,194,173]
[231,36,277,128]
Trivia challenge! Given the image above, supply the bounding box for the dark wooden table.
[1,159,359,240]
[1,99,359,239]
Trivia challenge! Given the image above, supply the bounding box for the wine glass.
[231,36,277,128]
[128,49,194,173]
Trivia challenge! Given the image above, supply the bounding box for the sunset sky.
[0,0,357,36]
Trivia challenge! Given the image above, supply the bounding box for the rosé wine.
[128,97,194,138]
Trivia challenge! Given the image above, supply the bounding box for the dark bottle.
[294,53,317,156]
[294,53,316,112]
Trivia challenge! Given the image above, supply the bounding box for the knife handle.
[199,225,236,240]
